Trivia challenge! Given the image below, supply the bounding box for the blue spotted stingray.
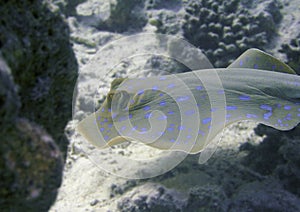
[77,49,300,158]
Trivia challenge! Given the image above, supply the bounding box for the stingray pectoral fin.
[76,113,109,148]
[228,48,297,75]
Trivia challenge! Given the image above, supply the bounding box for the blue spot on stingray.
[130,99,135,104]
[108,123,113,128]
[260,104,272,111]
[284,115,292,121]
[141,127,147,132]
[218,90,225,94]
[152,86,158,91]
[157,131,165,136]
[100,127,105,132]
[272,65,276,71]
[168,110,175,115]
[143,105,151,111]
[278,119,282,124]
[226,106,237,111]
[158,115,167,120]
[137,90,144,95]
[178,125,185,131]
[185,110,196,116]
[226,114,232,118]
[298,114,300,117]
[170,123,175,127]
[120,126,126,132]
[167,127,174,132]
[118,116,127,122]
[177,96,190,102]
[254,64,258,69]
[239,60,243,66]
[284,105,292,110]
[264,111,273,120]
[187,135,192,139]
[103,135,110,140]
[159,76,167,80]
[101,108,105,112]
[159,101,166,106]
[210,108,218,112]
[246,114,258,118]
[170,138,175,143]
[196,86,203,90]
[159,93,164,97]
[129,114,133,119]
[144,113,152,119]
[198,130,205,136]
[111,113,117,119]
[239,95,251,101]
[202,117,211,125]
[108,108,112,112]
[168,83,175,88]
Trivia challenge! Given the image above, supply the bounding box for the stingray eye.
[117,91,130,110]
[109,90,130,113]
[108,93,114,101]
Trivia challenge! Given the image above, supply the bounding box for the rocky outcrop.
[100,0,147,32]
[0,0,78,157]
[280,33,300,74]
[0,0,78,210]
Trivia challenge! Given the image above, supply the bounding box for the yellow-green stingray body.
[77,49,300,155]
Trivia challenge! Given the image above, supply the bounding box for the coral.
[145,0,182,10]
[280,34,300,74]
[184,185,228,211]
[0,0,76,210]
[149,11,181,34]
[182,0,282,67]
[99,0,147,32]
[0,57,63,210]
[0,0,78,157]
[242,124,300,197]
[229,180,300,211]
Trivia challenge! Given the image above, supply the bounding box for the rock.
[145,0,182,10]
[0,117,63,211]
[242,123,300,197]
[229,180,300,211]
[110,180,137,198]
[0,54,20,125]
[184,185,228,212]
[0,0,76,210]
[99,0,147,32]
[0,0,78,157]
[150,10,181,35]
[90,199,99,206]
[117,183,186,212]
[280,34,300,74]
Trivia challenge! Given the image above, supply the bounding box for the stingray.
[77,48,300,162]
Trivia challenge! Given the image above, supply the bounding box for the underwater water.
[1,0,300,211]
